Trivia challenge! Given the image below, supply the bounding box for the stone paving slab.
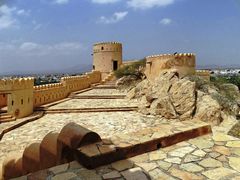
[48,99,139,109]
[0,112,165,165]
[76,89,126,96]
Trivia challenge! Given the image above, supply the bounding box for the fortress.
[0,42,209,120]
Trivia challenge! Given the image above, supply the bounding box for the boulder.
[149,96,178,119]
[194,91,222,125]
[169,79,196,120]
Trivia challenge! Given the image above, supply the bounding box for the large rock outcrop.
[126,71,240,125]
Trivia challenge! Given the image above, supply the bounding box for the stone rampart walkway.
[1,84,240,179]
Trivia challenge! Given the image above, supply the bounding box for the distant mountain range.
[197,64,240,70]
[0,64,92,77]
[0,63,240,77]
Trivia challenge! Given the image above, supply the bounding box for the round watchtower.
[93,42,122,79]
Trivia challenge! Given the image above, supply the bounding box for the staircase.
[101,72,115,84]
[0,113,16,123]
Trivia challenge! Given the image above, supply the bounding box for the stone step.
[71,95,125,99]
[40,107,138,114]
[0,116,16,123]
[76,120,212,169]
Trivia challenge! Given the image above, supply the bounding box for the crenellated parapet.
[145,53,196,81]
[0,78,34,91]
[93,42,122,53]
[33,83,64,91]
[196,70,211,81]
[146,53,196,68]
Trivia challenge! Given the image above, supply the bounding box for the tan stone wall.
[0,71,101,118]
[93,42,122,79]
[33,83,67,107]
[0,94,7,108]
[196,70,211,81]
[33,71,101,107]
[145,53,196,81]
[0,78,34,118]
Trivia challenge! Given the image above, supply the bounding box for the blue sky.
[0,0,240,74]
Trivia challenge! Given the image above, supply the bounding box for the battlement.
[196,70,211,81]
[145,53,196,81]
[61,75,89,83]
[94,42,122,46]
[146,53,195,59]
[0,78,34,91]
[34,83,64,91]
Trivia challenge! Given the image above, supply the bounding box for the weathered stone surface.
[150,96,178,118]
[52,172,77,180]
[168,146,195,158]
[102,171,121,179]
[226,141,240,147]
[189,138,214,149]
[229,157,240,172]
[164,157,182,164]
[169,79,196,119]
[184,154,202,163]
[169,168,203,180]
[77,169,101,180]
[192,149,206,157]
[130,154,149,163]
[149,151,167,161]
[49,163,69,174]
[232,148,240,156]
[209,152,221,158]
[198,158,222,168]
[136,162,158,172]
[121,167,148,180]
[194,91,222,125]
[180,163,204,173]
[213,146,231,156]
[213,132,237,142]
[69,161,82,170]
[149,168,176,180]
[157,161,172,171]
[111,160,134,171]
[202,167,236,180]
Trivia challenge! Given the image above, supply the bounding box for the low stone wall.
[33,71,101,107]
[145,53,196,81]
[196,70,211,81]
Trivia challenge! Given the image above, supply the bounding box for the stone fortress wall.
[0,78,34,118]
[145,53,196,81]
[93,42,122,79]
[196,70,211,81]
[0,71,101,118]
[34,71,101,107]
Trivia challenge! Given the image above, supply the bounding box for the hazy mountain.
[0,64,92,76]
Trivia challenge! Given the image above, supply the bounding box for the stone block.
[22,143,41,174]
[2,153,23,179]
[40,132,59,169]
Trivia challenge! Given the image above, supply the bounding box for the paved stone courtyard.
[48,99,138,109]
[1,87,240,179]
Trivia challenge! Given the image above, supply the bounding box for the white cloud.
[15,42,85,56]
[54,0,71,5]
[97,11,128,24]
[0,5,17,29]
[127,0,175,9]
[91,0,121,4]
[0,5,29,30]
[19,42,42,51]
[160,18,172,25]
